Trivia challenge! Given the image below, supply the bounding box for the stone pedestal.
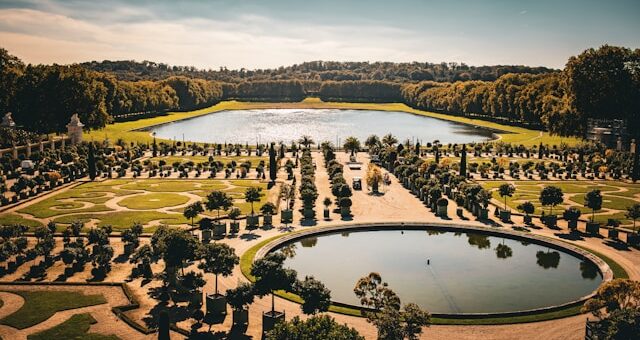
[66,114,84,145]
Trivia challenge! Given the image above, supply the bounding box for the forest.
[0,45,638,138]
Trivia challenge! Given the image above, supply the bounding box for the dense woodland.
[0,45,638,138]
[80,60,555,83]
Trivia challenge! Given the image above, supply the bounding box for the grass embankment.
[84,98,581,147]
[239,229,629,325]
[0,290,106,329]
[27,313,119,340]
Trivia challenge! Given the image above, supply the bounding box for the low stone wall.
[255,221,614,319]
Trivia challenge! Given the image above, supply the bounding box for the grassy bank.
[84,98,582,147]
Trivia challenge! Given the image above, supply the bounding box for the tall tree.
[198,243,239,295]
[88,142,97,181]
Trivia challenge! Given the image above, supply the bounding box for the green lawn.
[149,155,267,168]
[0,291,106,329]
[84,98,582,147]
[15,178,270,230]
[481,180,640,225]
[0,213,43,228]
[27,313,119,340]
[118,192,190,210]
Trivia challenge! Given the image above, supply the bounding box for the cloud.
[520,10,528,15]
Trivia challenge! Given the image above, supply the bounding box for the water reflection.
[580,260,599,279]
[495,243,513,259]
[341,232,350,237]
[467,234,491,250]
[279,243,297,259]
[300,237,318,248]
[536,251,560,269]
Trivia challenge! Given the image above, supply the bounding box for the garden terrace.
[8,178,270,231]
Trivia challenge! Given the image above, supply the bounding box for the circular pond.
[149,108,495,144]
[272,228,604,314]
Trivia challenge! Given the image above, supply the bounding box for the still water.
[275,229,602,314]
[150,109,495,144]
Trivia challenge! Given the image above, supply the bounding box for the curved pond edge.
[241,221,618,324]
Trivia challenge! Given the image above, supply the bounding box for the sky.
[0,0,638,70]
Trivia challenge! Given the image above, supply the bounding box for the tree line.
[1,45,638,137]
[80,59,555,83]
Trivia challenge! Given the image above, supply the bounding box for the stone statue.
[1,112,16,128]
[67,113,84,145]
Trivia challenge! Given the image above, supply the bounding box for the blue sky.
[0,0,638,69]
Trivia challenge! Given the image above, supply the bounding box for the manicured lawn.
[15,178,270,230]
[149,155,267,168]
[27,313,119,340]
[0,290,106,329]
[481,180,640,225]
[0,213,43,228]
[118,192,190,210]
[84,98,582,147]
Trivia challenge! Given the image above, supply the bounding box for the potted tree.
[626,203,640,245]
[563,207,582,230]
[181,271,206,306]
[280,184,295,224]
[226,281,255,327]
[199,243,239,316]
[455,196,465,217]
[183,202,204,228]
[206,190,233,237]
[517,201,535,225]
[584,189,602,235]
[339,197,352,217]
[228,207,241,235]
[539,186,564,228]
[251,253,297,334]
[323,197,332,220]
[245,187,262,228]
[476,189,491,220]
[199,218,213,242]
[260,202,276,227]
[436,197,448,218]
[498,183,515,222]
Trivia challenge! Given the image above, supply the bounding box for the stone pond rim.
[249,221,614,319]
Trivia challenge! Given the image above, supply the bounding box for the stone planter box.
[627,234,640,246]
[280,209,293,223]
[323,208,330,219]
[543,215,558,228]
[201,229,212,242]
[229,222,240,234]
[456,207,463,218]
[608,229,619,240]
[246,214,259,228]
[523,215,532,225]
[263,214,272,226]
[567,220,578,230]
[206,293,227,315]
[478,208,488,220]
[303,208,315,219]
[586,221,600,235]
[437,205,447,218]
[213,223,226,237]
[499,210,511,223]
[124,243,136,254]
[340,206,351,216]
[262,311,285,334]
[191,291,203,306]
[233,309,249,326]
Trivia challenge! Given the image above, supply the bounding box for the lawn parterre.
[481,180,640,226]
[9,178,270,231]
[27,313,119,340]
[0,290,106,329]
